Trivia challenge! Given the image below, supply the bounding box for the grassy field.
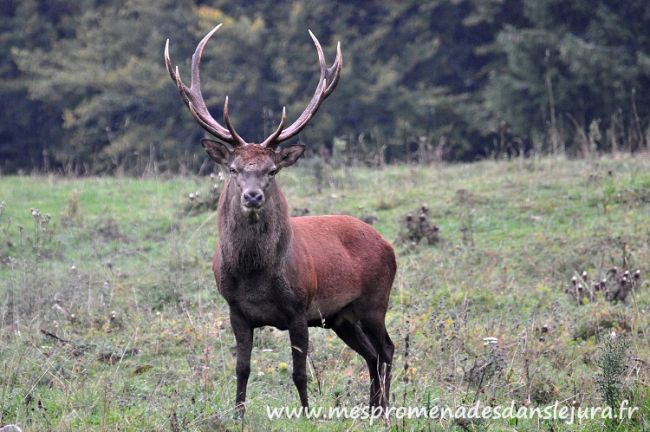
[1,155,649,431]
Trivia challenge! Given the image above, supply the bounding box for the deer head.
[165,24,341,212]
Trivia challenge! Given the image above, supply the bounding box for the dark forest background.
[1,0,649,174]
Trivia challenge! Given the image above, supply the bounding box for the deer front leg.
[288,315,309,408]
[230,310,253,416]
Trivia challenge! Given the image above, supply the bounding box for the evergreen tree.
[483,0,650,154]
[1,0,649,173]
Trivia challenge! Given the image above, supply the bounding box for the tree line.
[1,0,649,174]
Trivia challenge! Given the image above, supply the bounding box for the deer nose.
[243,189,264,208]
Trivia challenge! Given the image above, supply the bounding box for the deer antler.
[261,30,342,149]
[165,24,247,147]
[165,25,342,149]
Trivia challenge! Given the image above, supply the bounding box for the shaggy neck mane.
[217,178,291,273]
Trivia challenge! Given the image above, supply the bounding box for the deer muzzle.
[242,189,265,209]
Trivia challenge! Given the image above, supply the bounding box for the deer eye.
[268,168,278,177]
[229,167,237,174]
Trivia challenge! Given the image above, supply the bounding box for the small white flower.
[483,337,498,345]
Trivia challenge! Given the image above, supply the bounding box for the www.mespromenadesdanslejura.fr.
[266,400,639,425]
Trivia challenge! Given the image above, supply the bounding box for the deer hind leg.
[359,315,394,410]
[331,318,382,407]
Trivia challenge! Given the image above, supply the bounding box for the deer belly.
[305,293,359,325]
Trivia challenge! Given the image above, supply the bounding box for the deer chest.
[219,272,303,330]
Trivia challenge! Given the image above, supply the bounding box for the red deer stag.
[165,24,396,414]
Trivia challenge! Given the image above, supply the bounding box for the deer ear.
[276,145,305,168]
[201,139,232,165]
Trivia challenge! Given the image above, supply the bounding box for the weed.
[455,189,478,247]
[596,336,629,410]
[181,173,223,215]
[396,205,440,248]
[60,190,83,227]
[567,268,643,305]
[27,208,54,257]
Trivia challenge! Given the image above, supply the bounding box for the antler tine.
[223,96,246,145]
[165,24,247,146]
[325,41,342,95]
[273,31,342,144]
[309,31,342,96]
[309,30,327,83]
[164,39,178,85]
[260,107,287,148]
[165,41,190,107]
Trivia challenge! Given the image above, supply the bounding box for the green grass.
[1,155,649,431]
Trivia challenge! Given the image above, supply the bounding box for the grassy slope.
[0,156,649,431]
